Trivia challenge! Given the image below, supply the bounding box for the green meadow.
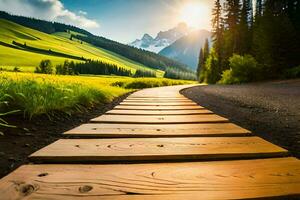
[0,72,193,119]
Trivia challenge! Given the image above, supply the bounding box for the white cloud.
[0,0,99,29]
[79,10,87,15]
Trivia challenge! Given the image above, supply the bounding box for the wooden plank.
[123,99,193,103]
[127,97,188,100]
[120,102,198,106]
[127,85,196,98]
[1,158,299,199]
[64,123,252,137]
[114,105,204,110]
[29,137,288,162]
[128,95,186,98]
[91,114,228,124]
[106,109,213,115]
[125,97,190,100]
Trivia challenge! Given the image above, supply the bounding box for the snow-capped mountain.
[159,30,211,70]
[129,23,191,53]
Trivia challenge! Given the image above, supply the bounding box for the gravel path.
[181,79,300,158]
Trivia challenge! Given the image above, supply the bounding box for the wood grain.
[1,158,299,199]
[119,102,198,106]
[114,105,204,110]
[64,123,252,137]
[126,97,188,100]
[106,109,213,115]
[29,137,288,162]
[91,114,228,124]
[123,99,193,103]
[127,85,197,98]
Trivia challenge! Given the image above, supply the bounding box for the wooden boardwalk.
[1,85,299,199]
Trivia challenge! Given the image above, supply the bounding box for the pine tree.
[212,0,223,51]
[239,0,251,54]
[203,38,210,62]
[224,0,241,54]
[198,39,210,82]
[252,0,299,76]
[196,48,204,81]
[255,0,263,18]
[211,0,224,74]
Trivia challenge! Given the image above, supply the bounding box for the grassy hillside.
[0,10,91,36]
[0,11,196,80]
[0,19,163,76]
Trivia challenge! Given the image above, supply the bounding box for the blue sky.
[0,0,214,43]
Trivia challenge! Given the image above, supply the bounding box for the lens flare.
[180,3,210,29]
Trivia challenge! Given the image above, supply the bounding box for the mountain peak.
[156,23,190,41]
[142,33,153,40]
[129,23,192,53]
[159,29,211,70]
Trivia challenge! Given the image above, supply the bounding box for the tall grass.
[0,94,19,131]
[0,72,193,118]
[114,78,190,89]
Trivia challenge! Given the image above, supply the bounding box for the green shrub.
[113,78,190,89]
[219,54,259,84]
[111,81,125,87]
[124,81,151,89]
[204,49,220,84]
[284,66,300,78]
[35,60,53,74]
[134,69,156,78]
[218,69,239,84]
[56,60,75,75]
[13,67,21,72]
[163,68,196,80]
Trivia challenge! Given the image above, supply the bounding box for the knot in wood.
[79,185,93,193]
[20,184,35,196]
[38,172,49,177]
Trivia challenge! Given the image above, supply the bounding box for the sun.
[180,3,210,29]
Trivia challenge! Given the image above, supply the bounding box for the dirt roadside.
[181,79,300,158]
[0,92,131,178]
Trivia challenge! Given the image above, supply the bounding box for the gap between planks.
[114,105,205,110]
[90,114,229,124]
[119,102,198,106]
[105,109,213,115]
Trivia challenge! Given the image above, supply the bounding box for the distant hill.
[75,34,192,73]
[159,30,211,70]
[0,18,161,75]
[129,23,191,53]
[0,11,91,36]
[0,11,192,76]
